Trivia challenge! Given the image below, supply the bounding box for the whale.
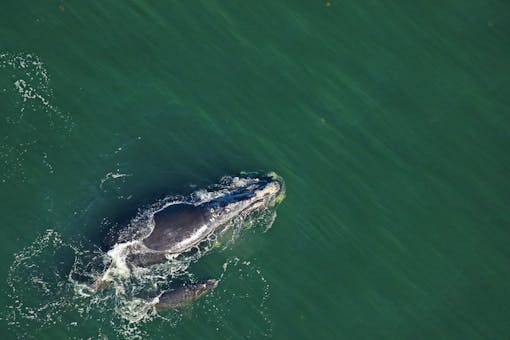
[92,172,285,309]
[143,172,284,254]
[116,172,285,268]
[155,279,219,310]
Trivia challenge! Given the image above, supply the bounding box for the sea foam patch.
[0,52,74,183]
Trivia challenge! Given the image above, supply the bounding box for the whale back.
[143,203,210,252]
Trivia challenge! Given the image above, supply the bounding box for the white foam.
[0,52,73,183]
[99,172,132,190]
[102,240,139,282]
[0,52,70,124]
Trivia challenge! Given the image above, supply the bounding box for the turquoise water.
[1,1,510,338]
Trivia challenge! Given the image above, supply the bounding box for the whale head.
[206,172,285,221]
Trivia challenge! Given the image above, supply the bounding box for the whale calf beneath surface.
[155,279,219,310]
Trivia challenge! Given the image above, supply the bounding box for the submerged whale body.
[155,279,218,310]
[95,172,285,309]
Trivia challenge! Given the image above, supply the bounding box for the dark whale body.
[142,180,269,252]
[139,173,284,256]
[97,173,285,309]
[143,204,211,251]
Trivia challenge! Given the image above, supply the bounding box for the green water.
[1,1,510,338]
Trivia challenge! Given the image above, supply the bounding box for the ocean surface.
[1,1,509,339]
